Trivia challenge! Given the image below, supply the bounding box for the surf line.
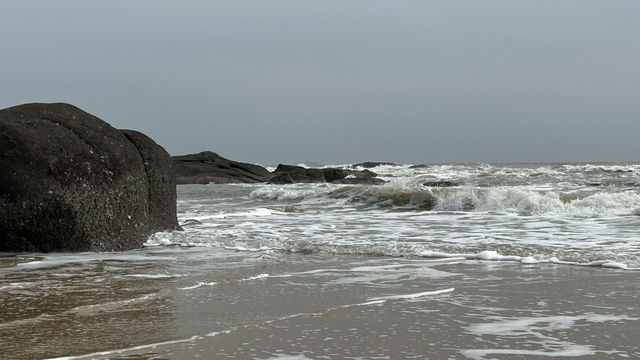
[45,287,454,360]
[45,335,203,360]
[276,287,456,320]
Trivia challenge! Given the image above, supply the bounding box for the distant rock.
[272,164,326,183]
[0,103,179,252]
[409,164,430,169]
[173,154,387,185]
[172,151,272,184]
[423,180,459,187]
[271,164,386,185]
[352,161,396,168]
[321,168,350,183]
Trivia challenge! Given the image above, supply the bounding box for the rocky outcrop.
[172,151,272,184]
[352,161,396,168]
[423,180,459,187]
[270,164,385,185]
[0,103,179,252]
[173,153,387,185]
[270,164,326,183]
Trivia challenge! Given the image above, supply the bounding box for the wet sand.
[1,249,639,359]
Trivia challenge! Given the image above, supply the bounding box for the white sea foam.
[163,163,640,270]
[520,256,539,264]
[467,313,637,337]
[250,179,640,216]
[364,288,455,305]
[67,294,157,315]
[241,273,269,281]
[178,281,217,290]
[45,335,203,360]
[124,274,176,279]
[224,245,273,252]
[462,313,638,359]
[262,355,316,360]
[461,345,596,359]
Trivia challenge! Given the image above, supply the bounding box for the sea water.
[159,162,640,268]
[1,163,639,359]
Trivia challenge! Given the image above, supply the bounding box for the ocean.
[1,163,639,359]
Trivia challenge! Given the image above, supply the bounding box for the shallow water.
[1,162,639,359]
[1,251,638,359]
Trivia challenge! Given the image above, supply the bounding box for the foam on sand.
[461,313,639,359]
[363,287,455,305]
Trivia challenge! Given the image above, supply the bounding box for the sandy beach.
[2,249,638,360]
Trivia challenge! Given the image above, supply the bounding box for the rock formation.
[423,180,459,187]
[0,103,179,252]
[270,165,385,185]
[352,161,396,168]
[173,154,386,185]
[172,151,273,184]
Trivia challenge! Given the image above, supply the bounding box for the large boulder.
[173,151,272,184]
[0,103,179,252]
[120,130,178,233]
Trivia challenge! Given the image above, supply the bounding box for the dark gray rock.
[268,172,296,184]
[423,180,459,187]
[120,130,179,233]
[272,164,326,183]
[272,165,386,185]
[352,169,377,179]
[173,151,272,184]
[352,161,396,168]
[0,103,179,252]
[409,164,430,169]
[332,177,386,185]
[321,168,350,182]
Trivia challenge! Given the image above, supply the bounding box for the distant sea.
[2,162,639,359]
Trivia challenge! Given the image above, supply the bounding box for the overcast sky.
[1,1,639,164]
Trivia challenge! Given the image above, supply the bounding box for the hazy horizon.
[2,1,639,164]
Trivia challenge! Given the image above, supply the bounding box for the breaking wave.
[249,184,640,217]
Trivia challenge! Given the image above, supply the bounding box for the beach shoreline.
[2,249,638,360]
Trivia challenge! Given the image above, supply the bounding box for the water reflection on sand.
[1,247,638,359]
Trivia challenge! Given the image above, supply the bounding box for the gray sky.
[2,1,639,164]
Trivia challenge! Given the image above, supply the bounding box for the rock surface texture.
[172,151,273,184]
[0,103,179,252]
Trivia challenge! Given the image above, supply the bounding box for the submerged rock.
[172,151,272,184]
[423,180,459,187]
[0,103,179,252]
